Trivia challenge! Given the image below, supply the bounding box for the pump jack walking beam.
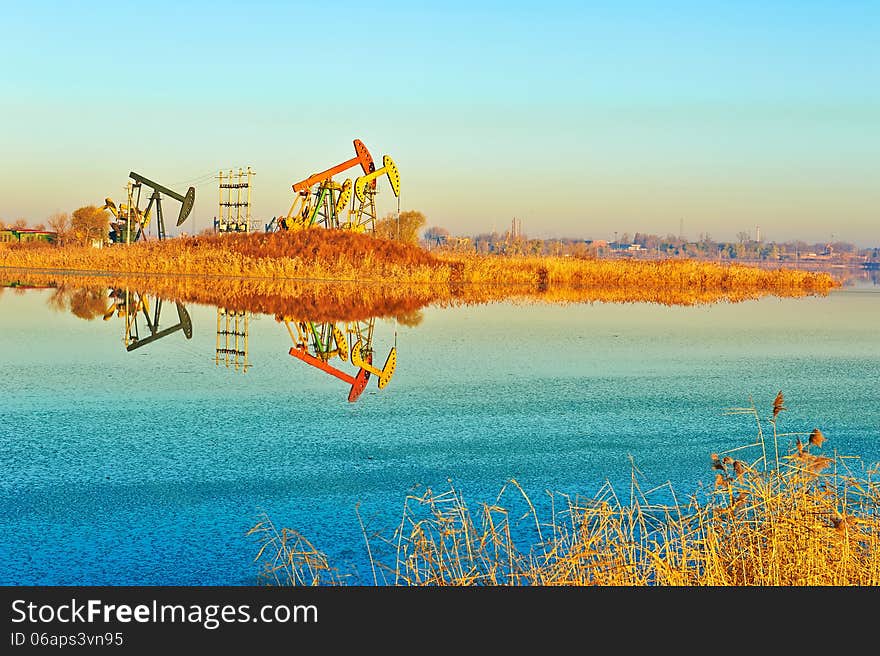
[351,339,396,389]
[354,154,400,203]
[292,139,376,193]
[126,301,193,352]
[288,346,371,402]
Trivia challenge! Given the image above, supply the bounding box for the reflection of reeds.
[250,394,880,586]
[7,261,836,322]
[22,272,442,322]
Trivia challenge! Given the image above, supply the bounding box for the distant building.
[0,229,57,244]
[800,250,832,261]
[446,236,472,249]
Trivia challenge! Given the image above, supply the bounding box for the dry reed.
[249,393,879,586]
[6,267,835,323]
[2,231,838,304]
[3,238,839,323]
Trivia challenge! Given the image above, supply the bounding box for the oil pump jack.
[107,172,195,243]
[267,139,377,233]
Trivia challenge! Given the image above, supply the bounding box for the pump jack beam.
[126,302,193,352]
[292,139,375,193]
[288,346,370,402]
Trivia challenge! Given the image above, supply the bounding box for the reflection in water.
[3,267,880,588]
[27,279,400,402]
[56,286,106,320]
[278,316,396,402]
[216,308,250,373]
[2,280,55,291]
[104,289,194,351]
[1,264,844,324]
[832,267,879,288]
[10,261,870,402]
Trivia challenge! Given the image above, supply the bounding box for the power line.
[168,166,251,187]
[168,171,219,187]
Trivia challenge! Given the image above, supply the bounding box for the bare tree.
[47,212,71,246]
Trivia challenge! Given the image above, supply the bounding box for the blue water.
[1,282,878,584]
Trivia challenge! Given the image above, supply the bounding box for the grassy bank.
[249,394,879,586]
[1,231,840,314]
[0,231,440,282]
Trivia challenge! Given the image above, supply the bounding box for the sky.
[1,0,877,246]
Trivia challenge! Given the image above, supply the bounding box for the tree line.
[420,226,878,262]
[1,206,110,246]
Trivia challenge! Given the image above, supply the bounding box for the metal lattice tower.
[307,180,342,230]
[215,167,254,233]
[119,180,141,244]
[349,185,378,234]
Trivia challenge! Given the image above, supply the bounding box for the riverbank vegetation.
[1,230,839,310]
[249,393,880,586]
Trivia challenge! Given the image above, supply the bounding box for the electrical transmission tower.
[215,167,255,233]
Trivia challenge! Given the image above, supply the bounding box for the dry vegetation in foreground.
[1,231,839,314]
[249,393,879,586]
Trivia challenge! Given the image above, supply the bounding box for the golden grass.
[249,393,880,586]
[436,251,839,295]
[2,231,839,321]
[0,231,441,282]
[1,231,838,302]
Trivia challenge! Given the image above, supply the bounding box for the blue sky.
[1,1,877,244]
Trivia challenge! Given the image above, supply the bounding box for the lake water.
[1,275,878,584]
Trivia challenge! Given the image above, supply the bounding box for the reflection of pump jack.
[288,341,371,403]
[279,317,394,402]
[216,308,250,372]
[351,339,396,389]
[284,319,369,402]
[295,321,348,362]
[106,289,193,351]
